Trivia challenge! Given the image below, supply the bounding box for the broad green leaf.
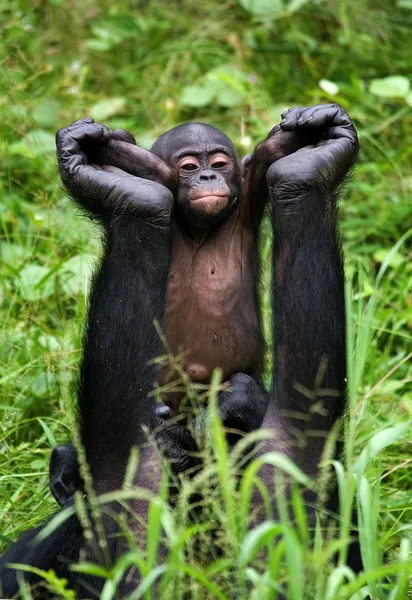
[406,91,412,106]
[180,84,216,108]
[17,264,55,300]
[239,0,284,16]
[286,0,311,13]
[31,372,58,397]
[216,87,243,107]
[61,254,95,295]
[32,99,62,127]
[373,249,404,268]
[90,97,126,120]
[1,242,25,268]
[368,75,410,98]
[9,130,56,159]
[319,79,340,96]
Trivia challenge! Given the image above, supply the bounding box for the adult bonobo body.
[0,105,360,598]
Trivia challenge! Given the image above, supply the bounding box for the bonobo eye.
[210,153,231,169]
[179,157,200,172]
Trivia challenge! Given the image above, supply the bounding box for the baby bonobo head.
[151,123,242,229]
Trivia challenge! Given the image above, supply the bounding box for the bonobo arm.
[0,120,176,598]
[56,117,175,491]
[94,128,178,192]
[260,104,358,480]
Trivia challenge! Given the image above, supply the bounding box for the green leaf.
[32,99,62,127]
[180,84,216,108]
[405,91,412,106]
[368,75,410,98]
[319,79,340,96]
[17,264,55,300]
[1,242,25,268]
[239,0,284,16]
[61,254,95,295]
[286,0,311,13]
[353,423,410,475]
[373,249,404,268]
[215,87,243,107]
[90,97,126,121]
[9,130,56,159]
[240,521,282,566]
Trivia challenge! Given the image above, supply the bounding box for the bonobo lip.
[191,193,229,203]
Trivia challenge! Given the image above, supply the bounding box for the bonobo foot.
[266,104,359,212]
[48,373,268,504]
[49,442,82,507]
[153,372,269,474]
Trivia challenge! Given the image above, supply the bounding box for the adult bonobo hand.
[266,104,359,211]
[56,118,173,224]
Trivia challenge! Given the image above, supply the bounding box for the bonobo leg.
[50,372,269,498]
[257,105,359,512]
[0,120,175,597]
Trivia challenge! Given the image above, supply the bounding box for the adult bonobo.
[0,105,360,597]
[49,106,349,506]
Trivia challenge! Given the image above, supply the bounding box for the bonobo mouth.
[189,194,230,216]
[191,193,229,203]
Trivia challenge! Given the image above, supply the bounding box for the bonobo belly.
[161,217,263,416]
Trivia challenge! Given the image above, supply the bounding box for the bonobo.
[0,105,361,598]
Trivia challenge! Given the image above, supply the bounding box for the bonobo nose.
[199,170,217,181]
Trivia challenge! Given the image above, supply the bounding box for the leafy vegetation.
[0,0,411,597]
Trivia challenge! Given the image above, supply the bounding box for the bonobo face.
[151,124,242,228]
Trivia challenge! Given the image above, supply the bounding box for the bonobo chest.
[163,208,263,414]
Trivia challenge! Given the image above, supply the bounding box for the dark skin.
[0,105,361,598]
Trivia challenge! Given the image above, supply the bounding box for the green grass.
[1,0,411,597]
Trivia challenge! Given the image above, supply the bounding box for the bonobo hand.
[266,104,359,207]
[153,373,269,475]
[56,118,173,224]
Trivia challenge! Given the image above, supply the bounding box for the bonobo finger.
[56,123,111,172]
[68,122,111,145]
[297,104,351,130]
[279,107,303,130]
[100,165,130,174]
[323,125,358,143]
[66,117,95,129]
[111,129,137,145]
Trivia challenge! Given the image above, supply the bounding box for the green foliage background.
[0,0,411,597]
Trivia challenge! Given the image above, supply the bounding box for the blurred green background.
[0,0,411,586]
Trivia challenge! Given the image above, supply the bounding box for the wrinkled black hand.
[56,118,173,224]
[266,104,359,206]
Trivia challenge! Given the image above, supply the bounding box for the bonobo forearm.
[271,188,346,429]
[78,218,170,483]
[97,139,178,192]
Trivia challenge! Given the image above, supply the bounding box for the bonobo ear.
[49,443,82,507]
[241,154,252,179]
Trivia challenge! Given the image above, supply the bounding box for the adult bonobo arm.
[0,118,176,597]
[259,104,358,487]
[56,117,174,491]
